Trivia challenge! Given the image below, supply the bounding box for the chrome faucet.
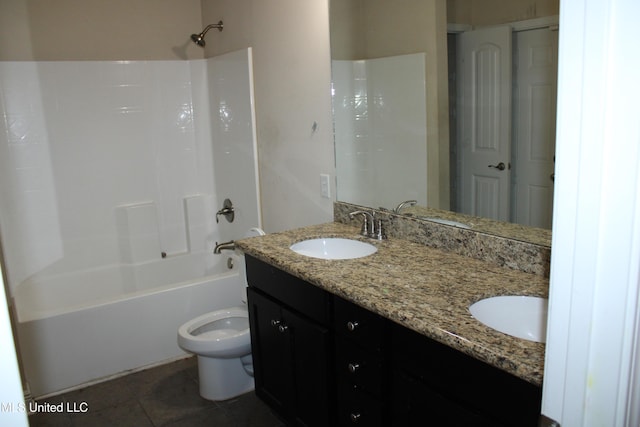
[349,210,386,240]
[214,240,236,254]
[394,199,417,214]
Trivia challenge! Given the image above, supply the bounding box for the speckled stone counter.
[401,205,552,247]
[235,222,548,386]
[335,201,551,277]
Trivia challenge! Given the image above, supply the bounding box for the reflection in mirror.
[329,0,559,246]
[333,53,427,208]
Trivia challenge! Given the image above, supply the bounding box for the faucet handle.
[373,217,387,240]
[349,210,374,237]
[216,198,235,223]
[394,200,417,214]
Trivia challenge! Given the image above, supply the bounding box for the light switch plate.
[320,174,331,198]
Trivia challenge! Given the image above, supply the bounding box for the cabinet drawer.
[335,335,383,395]
[337,380,383,427]
[245,255,330,325]
[333,295,386,351]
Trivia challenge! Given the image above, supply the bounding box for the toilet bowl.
[178,306,254,401]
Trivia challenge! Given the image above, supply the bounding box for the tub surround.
[335,201,551,277]
[235,221,547,386]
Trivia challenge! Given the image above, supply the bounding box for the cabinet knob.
[349,412,362,423]
[346,321,359,332]
[347,363,360,374]
[271,319,289,333]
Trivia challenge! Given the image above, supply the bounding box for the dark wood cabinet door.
[391,369,494,427]
[247,288,293,418]
[248,287,333,427]
[284,307,332,427]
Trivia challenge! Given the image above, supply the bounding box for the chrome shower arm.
[201,21,224,35]
[191,21,224,47]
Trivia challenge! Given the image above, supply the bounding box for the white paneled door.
[512,28,558,229]
[457,26,512,222]
[457,24,558,227]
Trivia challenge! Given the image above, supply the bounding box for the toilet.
[178,228,264,401]
[178,304,254,401]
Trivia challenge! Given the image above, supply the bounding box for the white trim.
[448,16,559,34]
[629,308,640,426]
[510,16,558,32]
[543,0,640,425]
[246,47,264,230]
[446,23,471,34]
[0,263,28,426]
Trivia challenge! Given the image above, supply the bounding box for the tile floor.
[27,356,285,427]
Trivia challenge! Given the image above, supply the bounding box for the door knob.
[488,162,506,171]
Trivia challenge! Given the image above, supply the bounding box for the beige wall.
[0,0,204,61]
[201,0,335,232]
[0,0,336,232]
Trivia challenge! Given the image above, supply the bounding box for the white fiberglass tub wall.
[0,48,261,397]
[332,53,428,209]
[15,255,244,397]
[0,59,215,290]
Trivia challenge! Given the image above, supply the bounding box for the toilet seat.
[178,306,251,357]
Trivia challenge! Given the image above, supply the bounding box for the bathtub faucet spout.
[214,240,236,254]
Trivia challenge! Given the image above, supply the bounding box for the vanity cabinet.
[390,324,542,426]
[333,296,389,426]
[246,256,333,427]
[245,255,542,427]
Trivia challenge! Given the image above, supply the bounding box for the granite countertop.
[402,205,552,247]
[235,222,548,386]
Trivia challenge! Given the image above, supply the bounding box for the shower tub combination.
[14,252,247,398]
[1,47,261,399]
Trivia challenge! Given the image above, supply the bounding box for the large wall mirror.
[330,0,559,247]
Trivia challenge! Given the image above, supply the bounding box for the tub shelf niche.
[115,201,162,264]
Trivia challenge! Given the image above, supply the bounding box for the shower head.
[190,21,224,47]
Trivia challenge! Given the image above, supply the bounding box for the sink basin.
[420,217,471,229]
[469,296,548,343]
[289,238,377,260]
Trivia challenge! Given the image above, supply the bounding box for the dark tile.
[160,406,233,427]
[69,400,153,427]
[29,358,280,427]
[217,392,286,427]
[27,411,72,427]
[124,357,196,397]
[138,374,216,426]
[28,394,73,427]
[61,375,135,413]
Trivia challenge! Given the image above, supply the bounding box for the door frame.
[542,0,640,424]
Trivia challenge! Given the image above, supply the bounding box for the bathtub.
[14,252,246,398]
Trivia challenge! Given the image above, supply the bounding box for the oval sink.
[469,296,548,343]
[290,238,377,260]
[420,217,471,229]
